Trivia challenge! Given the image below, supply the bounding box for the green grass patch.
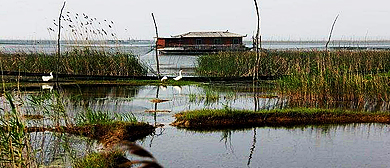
[75,109,137,126]
[73,151,124,168]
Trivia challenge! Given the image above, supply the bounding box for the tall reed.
[0,93,32,167]
[0,49,147,76]
[196,50,390,101]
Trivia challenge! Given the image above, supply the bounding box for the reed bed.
[0,48,147,76]
[196,50,390,101]
[0,10,147,77]
[197,50,390,77]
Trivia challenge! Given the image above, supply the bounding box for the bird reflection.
[41,84,54,91]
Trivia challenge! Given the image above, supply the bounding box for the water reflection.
[15,83,390,127]
[30,131,101,167]
[287,96,390,112]
[7,83,390,167]
[247,128,256,166]
[141,124,390,168]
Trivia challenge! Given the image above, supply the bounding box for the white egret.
[161,76,168,82]
[42,72,53,81]
[173,70,183,81]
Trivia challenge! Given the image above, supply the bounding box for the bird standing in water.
[161,76,168,82]
[42,72,53,81]
[173,70,183,81]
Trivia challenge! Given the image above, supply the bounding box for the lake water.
[5,83,390,168]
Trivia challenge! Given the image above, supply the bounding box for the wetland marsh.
[2,40,390,167]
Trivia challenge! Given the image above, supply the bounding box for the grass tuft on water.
[73,151,124,168]
[171,108,390,129]
[75,109,137,126]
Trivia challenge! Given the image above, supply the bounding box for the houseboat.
[157,31,248,55]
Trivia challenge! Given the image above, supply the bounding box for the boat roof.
[170,31,246,38]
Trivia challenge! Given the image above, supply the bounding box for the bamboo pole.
[151,13,160,79]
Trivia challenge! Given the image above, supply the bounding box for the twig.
[325,14,339,51]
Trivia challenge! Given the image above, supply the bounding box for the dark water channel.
[12,83,390,168]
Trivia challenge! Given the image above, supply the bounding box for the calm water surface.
[141,124,390,168]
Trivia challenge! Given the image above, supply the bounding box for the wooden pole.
[253,0,261,81]
[325,14,339,51]
[151,13,160,79]
[57,1,66,82]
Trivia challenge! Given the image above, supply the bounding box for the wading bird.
[42,72,53,81]
[173,70,183,81]
[161,76,168,82]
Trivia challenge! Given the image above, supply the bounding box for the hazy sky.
[1,0,389,40]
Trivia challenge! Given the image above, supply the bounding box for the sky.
[1,0,389,41]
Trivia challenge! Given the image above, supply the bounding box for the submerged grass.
[172,108,390,129]
[188,90,220,105]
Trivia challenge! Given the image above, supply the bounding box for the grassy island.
[171,108,390,129]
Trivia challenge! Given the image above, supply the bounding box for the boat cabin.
[157,31,247,55]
